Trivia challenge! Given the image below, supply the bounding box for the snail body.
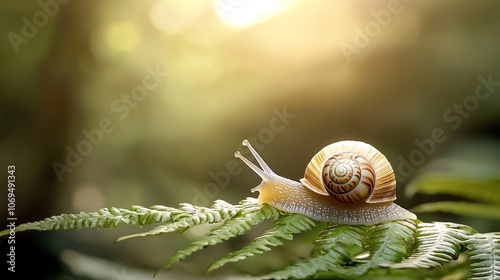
[235,140,416,225]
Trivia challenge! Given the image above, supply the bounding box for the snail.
[234,140,416,225]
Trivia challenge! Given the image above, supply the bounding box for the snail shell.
[300,141,396,205]
[235,140,416,225]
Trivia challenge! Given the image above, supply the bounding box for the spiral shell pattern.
[322,152,375,204]
[300,141,396,205]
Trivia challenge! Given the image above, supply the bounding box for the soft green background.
[1,0,499,279]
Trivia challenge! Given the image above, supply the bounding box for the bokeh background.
[1,0,499,279]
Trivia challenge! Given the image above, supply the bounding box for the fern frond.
[117,219,196,241]
[117,198,257,241]
[0,207,167,236]
[207,213,318,273]
[320,219,418,278]
[389,222,472,269]
[161,204,279,271]
[129,205,182,224]
[266,220,418,280]
[0,198,257,238]
[465,232,500,280]
[412,201,500,220]
[311,223,367,257]
[263,223,367,279]
[365,220,418,267]
[265,246,355,280]
[3,195,500,279]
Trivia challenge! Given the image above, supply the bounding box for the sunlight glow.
[104,20,140,52]
[214,0,284,27]
[150,0,206,33]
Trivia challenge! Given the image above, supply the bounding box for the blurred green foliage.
[1,0,499,278]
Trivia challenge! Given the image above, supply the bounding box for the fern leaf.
[315,220,418,279]
[411,201,500,220]
[465,232,500,280]
[161,204,279,271]
[390,222,472,269]
[207,213,318,273]
[0,207,155,236]
[117,199,256,241]
[117,219,196,241]
[367,220,417,265]
[4,194,500,279]
[265,223,368,279]
[406,176,500,205]
[0,199,257,238]
[265,247,355,280]
[128,205,181,225]
[311,223,367,257]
